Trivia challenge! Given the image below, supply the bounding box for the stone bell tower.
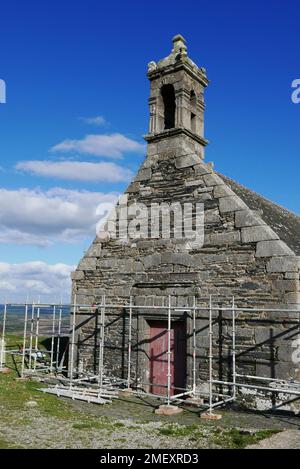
[145,34,209,162]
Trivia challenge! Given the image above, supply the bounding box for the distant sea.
[0,304,70,335]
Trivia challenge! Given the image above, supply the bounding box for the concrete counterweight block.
[200,411,222,421]
[155,404,183,416]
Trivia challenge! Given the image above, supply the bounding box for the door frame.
[147,319,186,396]
[136,311,189,395]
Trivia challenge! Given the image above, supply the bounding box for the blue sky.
[0,0,299,300]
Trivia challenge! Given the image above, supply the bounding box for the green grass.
[0,367,283,449]
[158,423,200,437]
[0,332,284,449]
[0,334,78,421]
[157,423,281,449]
[114,438,127,443]
[0,436,25,449]
[0,373,79,420]
[72,419,125,431]
[213,428,281,449]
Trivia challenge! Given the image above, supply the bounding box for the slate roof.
[219,174,300,256]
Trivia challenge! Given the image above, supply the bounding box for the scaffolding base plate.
[0,367,10,374]
[155,405,183,416]
[200,412,222,421]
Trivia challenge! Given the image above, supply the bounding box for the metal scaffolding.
[0,301,69,379]
[0,295,300,415]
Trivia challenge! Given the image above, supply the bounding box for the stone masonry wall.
[72,138,300,408]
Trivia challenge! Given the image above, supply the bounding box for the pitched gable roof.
[219,174,300,256]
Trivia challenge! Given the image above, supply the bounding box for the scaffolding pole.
[69,294,77,388]
[98,295,105,389]
[50,305,56,373]
[127,296,133,389]
[56,301,63,372]
[1,302,7,342]
[21,302,29,378]
[212,379,300,397]
[208,295,213,415]
[192,296,196,396]
[232,296,236,400]
[28,303,35,369]
[166,295,172,406]
[33,301,40,371]
[0,302,7,370]
[2,300,299,314]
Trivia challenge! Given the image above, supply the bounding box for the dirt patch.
[247,430,300,449]
[1,337,299,450]
[0,372,298,449]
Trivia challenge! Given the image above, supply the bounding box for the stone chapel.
[71,35,300,407]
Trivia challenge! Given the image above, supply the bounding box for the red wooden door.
[148,320,186,396]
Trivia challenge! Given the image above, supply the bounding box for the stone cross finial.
[147,61,157,72]
[172,34,187,56]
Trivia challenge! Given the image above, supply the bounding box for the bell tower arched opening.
[161,84,176,130]
[190,90,197,133]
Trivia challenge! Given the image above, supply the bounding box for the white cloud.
[0,261,74,302]
[0,187,118,246]
[16,160,133,183]
[0,280,16,291]
[81,116,106,126]
[50,133,145,159]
